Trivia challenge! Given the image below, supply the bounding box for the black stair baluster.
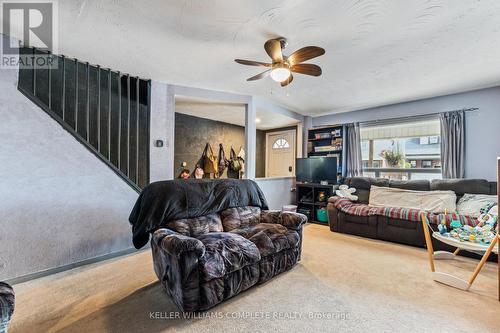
[62,55,65,121]
[108,69,112,160]
[86,62,90,141]
[127,75,131,178]
[136,77,140,183]
[32,47,36,95]
[74,59,78,132]
[97,65,101,152]
[117,71,121,171]
[16,46,150,192]
[48,51,51,110]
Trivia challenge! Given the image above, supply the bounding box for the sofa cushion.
[329,196,477,227]
[165,213,223,237]
[329,197,372,216]
[389,179,430,191]
[430,179,491,197]
[368,185,456,214]
[456,193,498,218]
[220,206,261,231]
[197,232,260,282]
[231,223,300,257]
[345,177,390,203]
[489,182,498,195]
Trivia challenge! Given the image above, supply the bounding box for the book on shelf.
[314,145,335,152]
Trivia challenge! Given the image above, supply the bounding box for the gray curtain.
[345,123,362,177]
[440,110,465,178]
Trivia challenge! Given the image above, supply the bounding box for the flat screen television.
[296,157,337,184]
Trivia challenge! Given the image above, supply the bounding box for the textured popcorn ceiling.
[58,0,500,115]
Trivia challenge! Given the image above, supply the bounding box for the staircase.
[17,47,151,192]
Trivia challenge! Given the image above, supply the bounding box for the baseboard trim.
[5,247,149,285]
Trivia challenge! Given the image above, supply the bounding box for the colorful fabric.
[329,197,372,216]
[329,196,477,227]
[456,193,498,217]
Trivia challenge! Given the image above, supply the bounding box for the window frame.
[359,115,442,180]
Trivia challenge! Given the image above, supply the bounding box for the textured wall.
[174,113,267,178]
[0,62,138,281]
[313,86,500,181]
[150,82,175,182]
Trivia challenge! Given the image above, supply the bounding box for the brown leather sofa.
[327,177,498,249]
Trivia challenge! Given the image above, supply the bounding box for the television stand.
[296,183,336,225]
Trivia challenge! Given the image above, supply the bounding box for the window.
[360,118,442,181]
[272,138,290,149]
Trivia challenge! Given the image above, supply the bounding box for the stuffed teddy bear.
[335,185,358,201]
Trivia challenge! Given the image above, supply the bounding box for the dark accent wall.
[17,46,151,191]
[174,113,266,178]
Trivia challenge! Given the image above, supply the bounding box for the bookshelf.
[296,183,336,225]
[307,125,346,181]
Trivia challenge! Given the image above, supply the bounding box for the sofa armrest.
[260,210,308,230]
[0,282,14,332]
[327,203,339,232]
[152,228,205,258]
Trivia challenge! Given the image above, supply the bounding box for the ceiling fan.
[235,38,325,87]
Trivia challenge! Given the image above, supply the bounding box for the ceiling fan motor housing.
[277,37,288,50]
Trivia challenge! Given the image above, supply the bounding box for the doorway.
[266,129,296,177]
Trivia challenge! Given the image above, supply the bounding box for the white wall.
[255,177,296,210]
[149,81,175,182]
[313,86,500,181]
[0,62,138,281]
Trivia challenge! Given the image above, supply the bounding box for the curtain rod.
[360,107,479,127]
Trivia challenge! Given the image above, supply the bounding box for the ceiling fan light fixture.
[235,39,325,86]
[270,67,291,82]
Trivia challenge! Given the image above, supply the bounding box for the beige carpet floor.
[9,224,500,333]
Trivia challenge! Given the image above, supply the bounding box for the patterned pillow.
[220,206,261,231]
[165,213,223,237]
[457,194,498,218]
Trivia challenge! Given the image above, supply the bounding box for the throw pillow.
[456,194,498,218]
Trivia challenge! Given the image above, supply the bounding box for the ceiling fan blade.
[281,74,293,87]
[287,46,325,66]
[264,39,283,63]
[247,69,271,81]
[290,64,322,76]
[235,59,272,67]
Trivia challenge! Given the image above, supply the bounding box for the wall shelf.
[307,125,347,180]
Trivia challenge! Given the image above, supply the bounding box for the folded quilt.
[329,197,476,227]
